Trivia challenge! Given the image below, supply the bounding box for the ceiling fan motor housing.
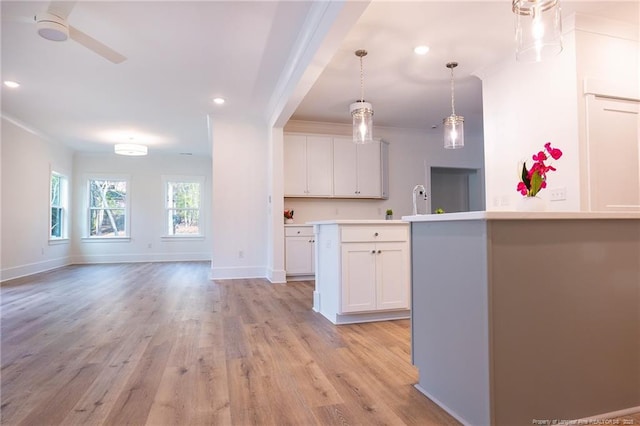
[35,12,69,41]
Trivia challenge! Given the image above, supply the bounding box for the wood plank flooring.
[1,262,459,425]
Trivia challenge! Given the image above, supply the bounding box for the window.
[88,178,128,237]
[50,172,68,239]
[164,177,202,236]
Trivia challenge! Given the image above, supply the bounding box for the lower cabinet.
[311,221,410,324]
[285,226,315,276]
[341,242,409,313]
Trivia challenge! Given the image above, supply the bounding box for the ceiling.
[1,1,638,156]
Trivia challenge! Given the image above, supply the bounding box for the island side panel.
[410,220,491,426]
[489,219,640,425]
[313,224,341,322]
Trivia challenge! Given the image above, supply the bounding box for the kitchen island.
[403,211,640,426]
[309,220,410,325]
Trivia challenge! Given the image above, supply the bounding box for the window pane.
[169,209,200,235]
[51,207,62,238]
[51,175,61,206]
[89,209,125,237]
[167,182,200,208]
[90,180,127,209]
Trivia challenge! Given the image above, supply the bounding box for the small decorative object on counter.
[517,142,563,198]
[385,209,393,220]
[434,208,445,214]
[284,209,294,224]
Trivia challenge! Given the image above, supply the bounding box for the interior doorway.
[426,166,484,214]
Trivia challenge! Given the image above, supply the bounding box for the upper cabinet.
[283,134,333,197]
[284,133,388,199]
[333,137,388,198]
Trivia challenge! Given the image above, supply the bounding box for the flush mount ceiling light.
[114,143,147,156]
[3,80,20,88]
[349,49,373,144]
[213,97,225,105]
[512,0,563,62]
[414,45,430,55]
[443,62,464,150]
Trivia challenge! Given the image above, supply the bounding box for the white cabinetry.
[333,137,388,198]
[283,133,388,199]
[312,221,410,324]
[283,134,333,197]
[285,225,315,277]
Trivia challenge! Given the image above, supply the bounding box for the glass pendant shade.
[513,0,563,62]
[350,49,373,144]
[443,115,464,149]
[443,62,464,149]
[350,101,373,144]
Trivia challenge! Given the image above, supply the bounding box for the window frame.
[49,170,69,243]
[84,174,131,240]
[161,175,205,239]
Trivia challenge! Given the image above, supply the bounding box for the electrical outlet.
[550,187,567,201]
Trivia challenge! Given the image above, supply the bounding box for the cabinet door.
[284,134,308,196]
[376,242,410,310]
[306,136,333,196]
[333,137,358,196]
[586,96,640,211]
[340,243,376,313]
[286,236,314,275]
[356,140,382,197]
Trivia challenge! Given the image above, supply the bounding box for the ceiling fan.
[34,1,126,64]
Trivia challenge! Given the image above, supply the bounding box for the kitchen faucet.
[412,184,428,215]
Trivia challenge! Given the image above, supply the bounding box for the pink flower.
[533,151,547,162]
[517,181,528,195]
[517,142,562,197]
[544,142,563,160]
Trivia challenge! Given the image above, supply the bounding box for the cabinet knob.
[377,250,382,254]
[297,231,301,234]
[374,232,379,237]
[371,250,376,254]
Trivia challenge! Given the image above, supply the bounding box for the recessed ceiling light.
[213,97,225,105]
[4,80,20,88]
[414,45,430,55]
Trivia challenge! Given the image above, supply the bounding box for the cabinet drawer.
[285,226,314,237]
[341,226,407,242]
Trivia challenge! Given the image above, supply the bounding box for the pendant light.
[350,49,373,144]
[443,62,464,150]
[513,0,563,62]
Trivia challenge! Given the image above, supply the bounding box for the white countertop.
[306,220,409,225]
[402,211,640,222]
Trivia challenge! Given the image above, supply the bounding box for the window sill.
[161,235,205,241]
[81,237,131,243]
[49,238,69,245]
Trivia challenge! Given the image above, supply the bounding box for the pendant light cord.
[450,65,456,116]
[360,54,365,103]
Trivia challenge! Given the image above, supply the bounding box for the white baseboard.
[267,268,287,283]
[1,257,71,282]
[209,266,267,280]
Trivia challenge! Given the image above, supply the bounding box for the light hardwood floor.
[1,262,459,426]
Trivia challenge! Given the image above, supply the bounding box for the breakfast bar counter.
[402,211,640,425]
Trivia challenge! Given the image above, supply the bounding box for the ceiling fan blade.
[69,25,127,64]
[47,1,76,19]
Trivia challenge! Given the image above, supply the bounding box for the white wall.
[71,152,212,264]
[1,117,74,281]
[480,13,639,212]
[210,118,270,279]
[282,120,485,222]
